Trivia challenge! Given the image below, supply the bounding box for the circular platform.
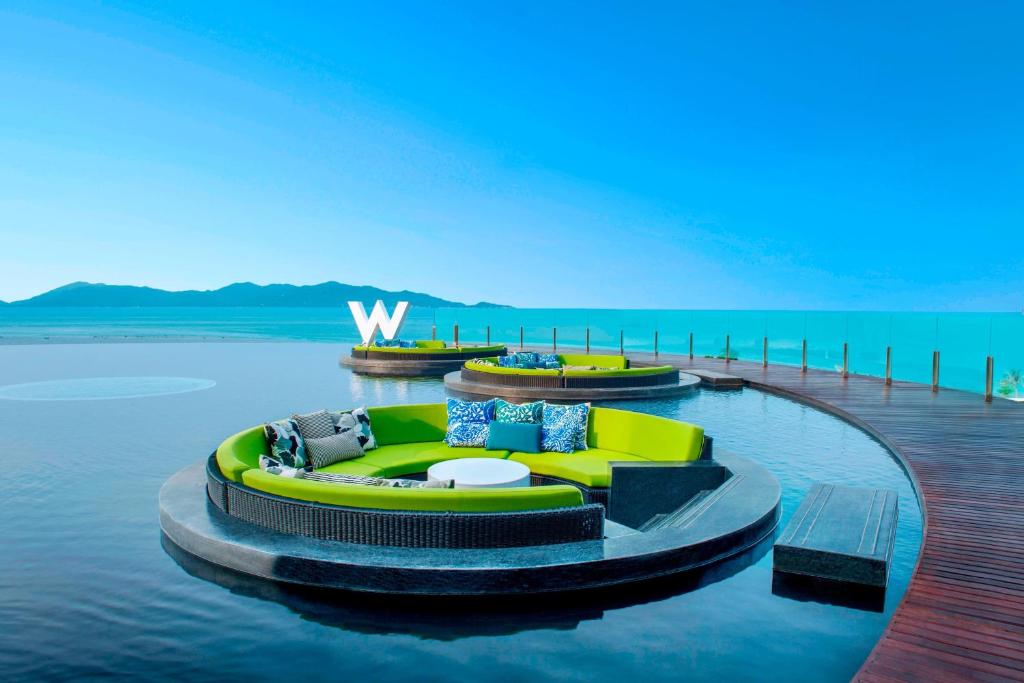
[159,452,780,596]
[443,370,701,402]
[341,345,509,377]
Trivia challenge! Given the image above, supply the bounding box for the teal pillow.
[486,422,542,453]
[495,398,544,424]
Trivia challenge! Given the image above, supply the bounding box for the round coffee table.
[427,458,531,489]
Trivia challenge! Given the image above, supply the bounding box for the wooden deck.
[638,352,1024,682]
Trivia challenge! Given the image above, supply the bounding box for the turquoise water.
[0,342,922,681]
[2,307,1022,395]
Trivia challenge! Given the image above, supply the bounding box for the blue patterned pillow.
[544,361,561,369]
[495,398,544,424]
[445,398,495,447]
[263,419,308,469]
[446,398,495,424]
[538,353,559,365]
[445,422,490,447]
[541,403,590,454]
[497,356,517,368]
[513,352,539,364]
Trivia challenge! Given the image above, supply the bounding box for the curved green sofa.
[215,403,705,512]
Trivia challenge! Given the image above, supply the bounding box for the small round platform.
[341,345,508,377]
[444,370,702,402]
[159,452,780,596]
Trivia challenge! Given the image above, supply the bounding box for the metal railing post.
[654,330,659,358]
[932,351,940,392]
[842,342,849,377]
[985,356,994,402]
[519,326,524,351]
[454,324,459,347]
[431,324,436,342]
[688,332,694,359]
[762,336,768,368]
[553,327,557,352]
[586,327,590,354]
[486,325,490,346]
[801,339,808,373]
[885,346,892,386]
[725,335,731,364]
[619,330,624,356]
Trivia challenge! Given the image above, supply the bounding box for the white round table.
[427,458,531,489]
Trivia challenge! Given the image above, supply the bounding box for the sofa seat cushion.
[316,458,387,478]
[339,442,509,478]
[508,448,649,487]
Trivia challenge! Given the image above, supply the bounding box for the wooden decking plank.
[643,352,1024,682]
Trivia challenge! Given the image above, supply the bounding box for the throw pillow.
[445,422,490,448]
[486,422,542,453]
[513,351,539,364]
[495,398,544,424]
[292,409,336,439]
[258,454,303,477]
[304,430,365,468]
[332,407,377,450]
[538,353,559,365]
[263,419,308,469]
[299,471,454,488]
[497,356,516,368]
[541,402,591,454]
[446,397,495,425]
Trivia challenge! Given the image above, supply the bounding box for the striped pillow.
[304,430,364,468]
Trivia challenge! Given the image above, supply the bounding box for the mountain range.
[0,282,506,308]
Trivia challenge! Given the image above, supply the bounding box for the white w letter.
[348,300,410,346]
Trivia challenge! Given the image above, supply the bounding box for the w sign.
[348,300,410,346]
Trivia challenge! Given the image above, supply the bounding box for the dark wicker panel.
[461,368,562,388]
[531,473,609,507]
[206,456,603,549]
[355,348,508,362]
[462,367,679,389]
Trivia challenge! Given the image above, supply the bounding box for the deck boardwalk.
[523,345,1024,679]
[643,352,1024,682]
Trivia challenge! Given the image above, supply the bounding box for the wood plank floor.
[635,352,1024,682]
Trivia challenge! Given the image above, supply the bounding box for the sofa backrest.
[216,425,267,483]
[414,340,447,349]
[587,407,704,461]
[558,353,628,369]
[367,403,447,446]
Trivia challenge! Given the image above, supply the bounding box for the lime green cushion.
[414,340,446,349]
[240,469,583,512]
[215,426,267,483]
[366,404,447,445]
[508,448,650,487]
[558,354,627,369]
[346,442,509,478]
[587,407,703,461]
[316,459,386,477]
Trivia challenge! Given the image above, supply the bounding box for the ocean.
[2,306,1021,395]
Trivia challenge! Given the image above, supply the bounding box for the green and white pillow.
[332,407,377,450]
[263,419,308,469]
[495,398,544,424]
[300,471,453,488]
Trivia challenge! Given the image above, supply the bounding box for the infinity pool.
[0,342,922,682]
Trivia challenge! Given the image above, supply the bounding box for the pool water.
[0,342,922,682]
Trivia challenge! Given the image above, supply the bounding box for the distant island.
[0,282,507,309]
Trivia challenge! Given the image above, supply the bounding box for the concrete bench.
[773,483,898,588]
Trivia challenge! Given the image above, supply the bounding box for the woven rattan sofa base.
[461,367,679,389]
[206,456,604,549]
[354,348,507,362]
[530,473,609,507]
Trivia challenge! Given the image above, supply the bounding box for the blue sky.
[1,1,1021,309]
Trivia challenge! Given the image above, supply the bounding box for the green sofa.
[215,403,705,511]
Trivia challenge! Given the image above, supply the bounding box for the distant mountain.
[7,282,508,309]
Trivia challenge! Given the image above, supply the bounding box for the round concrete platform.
[159,452,780,596]
[443,370,702,402]
[340,355,468,377]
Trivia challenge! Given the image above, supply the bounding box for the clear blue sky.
[1,1,1021,309]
